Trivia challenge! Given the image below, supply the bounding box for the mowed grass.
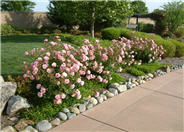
[1,35,50,77]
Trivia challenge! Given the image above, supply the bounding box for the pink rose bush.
[23,36,164,105]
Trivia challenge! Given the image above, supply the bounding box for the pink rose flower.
[57,81,61,86]
[40,87,46,94]
[47,68,52,73]
[70,84,75,89]
[52,62,57,67]
[42,64,48,69]
[101,54,108,61]
[37,92,43,98]
[61,93,66,99]
[24,51,29,56]
[30,76,35,80]
[36,84,41,89]
[43,56,49,61]
[80,81,84,86]
[55,94,61,100]
[44,39,48,43]
[46,52,50,56]
[71,93,76,97]
[77,78,81,83]
[97,76,103,82]
[117,67,122,73]
[55,73,61,78]
[64,79,70,84]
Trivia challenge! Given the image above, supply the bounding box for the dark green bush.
[167,39,184,57]
[101,27,132,40]
[101,27,121,40]
[138,23,154,33]
[1,24,15,35]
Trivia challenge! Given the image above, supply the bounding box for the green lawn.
[1,35,51,77]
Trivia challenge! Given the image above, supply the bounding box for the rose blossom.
[44,39,48,43]
[43,56,49,61]
[64,79,70,84]
[36,84,41,89]
[40,87,46,94]
[47,68,52,73]
[42,64,48,69]
[97,76,103,82]
[70,84,75,89]
[77,78,81,83]
[80,81,84,86]
[46,52,50,56]
[55,73,61,78]
[24,51,29,56]
[57,81,61,86]
[61,93,66,99]
[55,94,61,100]
[62,72,67,77]
[37,92,43,98]
[101,54,108,61]
[52,62,57,67]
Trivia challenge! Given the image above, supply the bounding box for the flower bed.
[1,36,167,131]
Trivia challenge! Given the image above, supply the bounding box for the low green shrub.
[101,27,132,40]
[138,23,154,33]
[101,27,121,40]
[134,62,167,74]
[167,39,184,57]
[153,38,176,58]
[125,67,145,76]
[1,24,15,35]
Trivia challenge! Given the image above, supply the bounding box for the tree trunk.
[91,7,95,38]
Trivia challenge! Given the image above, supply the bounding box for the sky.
[32,0,183,13]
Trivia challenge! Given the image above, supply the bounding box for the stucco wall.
[129,17,155,25]
[0,12,55,28]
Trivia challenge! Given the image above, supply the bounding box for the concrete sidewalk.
[49,69,184,132]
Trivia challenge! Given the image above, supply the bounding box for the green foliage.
[1,0,35,12]
[1,24,15,35]
[48,1,134,36]
[167,39,184,57]
[137,23,154,33]
[153,38,176,58]
[134,62,167,74]
[162,0,184,35]
[149,9,166,36]
[59,33,112,47]
[174,27,184,38]
[131,0,148,14]
[109,73,125,84]
[125,67,145,76]
[101,27,132,40]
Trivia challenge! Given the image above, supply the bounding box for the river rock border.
[1,64,184,132]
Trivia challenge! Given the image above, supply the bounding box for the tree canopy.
[48,0,134,37]
[131,0,148,14]
[1,0,36,12]
[162,0,184,35]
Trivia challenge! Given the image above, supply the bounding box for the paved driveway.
[49,69,184,132]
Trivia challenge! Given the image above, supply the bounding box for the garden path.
[49,69,184,132]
